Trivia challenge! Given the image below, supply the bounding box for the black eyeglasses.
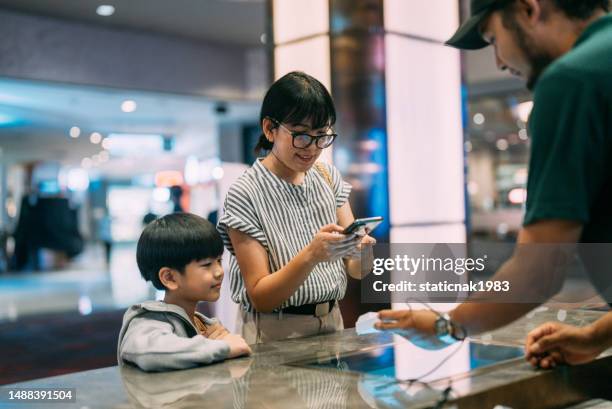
[270,118,337,149]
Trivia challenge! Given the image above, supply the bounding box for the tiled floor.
[0,243,153,384]
[0,242,225,384]
[0,309,124,385]
[0,243,154,322]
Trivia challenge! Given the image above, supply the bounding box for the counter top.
[1,307,611,409]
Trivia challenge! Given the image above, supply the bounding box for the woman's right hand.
[306,224,361,263]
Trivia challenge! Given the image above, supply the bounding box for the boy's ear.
[158,267,180,290]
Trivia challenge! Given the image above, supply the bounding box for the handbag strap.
[313,162,334,192]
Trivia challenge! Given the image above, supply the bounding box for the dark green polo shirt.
[524,14,612,243]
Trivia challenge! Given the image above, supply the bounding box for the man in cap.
[376,0,612,368]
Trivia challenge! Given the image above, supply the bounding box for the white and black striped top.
[217,158,352,312]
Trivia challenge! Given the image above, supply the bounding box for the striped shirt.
[217,158,352,312]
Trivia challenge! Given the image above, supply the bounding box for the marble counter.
[1,307,611,409]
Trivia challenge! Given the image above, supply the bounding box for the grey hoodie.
[117,300,231,371]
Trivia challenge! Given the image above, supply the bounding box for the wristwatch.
[434,313,466,344]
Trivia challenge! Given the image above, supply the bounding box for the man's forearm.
[589,311,612,350]
[450,302,540,335]
[449,247,567,335]
[446,222,582,336]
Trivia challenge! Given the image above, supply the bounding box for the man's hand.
[375,309,450,350]
[525,322,605,368]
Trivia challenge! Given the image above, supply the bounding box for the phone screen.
[344,217,383,235]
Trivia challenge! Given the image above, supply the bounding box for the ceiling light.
[473,113,485,125]
[69,126,81,138]
[96,5,115,17]
[104,133,165,156]
[121,100,137,113]
[496,139,509,151]
[90,132,102,144]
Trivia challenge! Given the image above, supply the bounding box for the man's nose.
[495,53,508,71]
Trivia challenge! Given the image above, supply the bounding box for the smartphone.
[343,216,384,235]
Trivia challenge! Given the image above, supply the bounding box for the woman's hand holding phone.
[344,234,376,257]
[306,224,362,263]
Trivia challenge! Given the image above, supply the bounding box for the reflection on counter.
[293,340,524,383]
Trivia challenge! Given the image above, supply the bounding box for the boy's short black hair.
[136,213,224,290]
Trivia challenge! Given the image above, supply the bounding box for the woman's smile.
[295,152,315,164]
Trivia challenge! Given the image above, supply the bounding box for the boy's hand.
[223,333,252,358]
[205,322,230,340]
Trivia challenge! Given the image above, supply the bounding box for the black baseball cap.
[446,0,501,50]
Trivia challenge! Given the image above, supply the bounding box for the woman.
[218,71,375,344]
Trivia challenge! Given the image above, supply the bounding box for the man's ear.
[517,0,543,26]
[158,267,180,290]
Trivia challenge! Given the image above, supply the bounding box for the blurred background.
[0,0,590,383]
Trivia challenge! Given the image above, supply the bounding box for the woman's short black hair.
[136,213,224,290]
[255,71,336,155]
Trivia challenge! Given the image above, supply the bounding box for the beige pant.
[237,304,344,344]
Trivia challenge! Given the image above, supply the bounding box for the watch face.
[434,318,448,336]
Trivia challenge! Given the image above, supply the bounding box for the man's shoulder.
[537,57,586,89]
[534,58,595,103]
[539,23,612,90]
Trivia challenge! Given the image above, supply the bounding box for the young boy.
[117,213,251,371]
